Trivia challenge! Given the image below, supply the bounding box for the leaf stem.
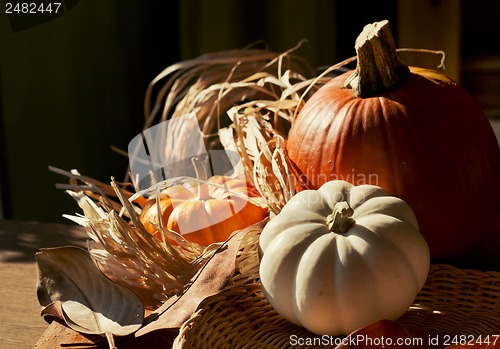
[105,332,117,349]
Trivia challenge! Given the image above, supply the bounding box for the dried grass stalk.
[228,103,296,215]
[143,43,314,151]
[220,54,365,213]
[61,177,219,309]
[52,165,267,308]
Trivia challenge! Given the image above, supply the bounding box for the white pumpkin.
[259,180,430,335]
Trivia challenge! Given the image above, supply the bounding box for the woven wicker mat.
[170,264,500,348]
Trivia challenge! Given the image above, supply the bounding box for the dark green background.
[0,0,498,223]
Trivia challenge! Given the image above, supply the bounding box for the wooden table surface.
[1,218,499,349]
[0,220,88,349]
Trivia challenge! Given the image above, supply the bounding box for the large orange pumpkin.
[286,21,500,259]
[139,175,268,246]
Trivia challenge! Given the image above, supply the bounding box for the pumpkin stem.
[327,201,355,234]
[191,157,210,200]
[343,20,410,97]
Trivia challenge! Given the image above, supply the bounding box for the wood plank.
[0,220,88,349]
[34,320,178,349]
[0,219,88,263]
[0,263,48,349]
[34,320,103,349]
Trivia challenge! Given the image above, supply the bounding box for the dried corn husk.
[60,178,217,309]
[143,43,314,150]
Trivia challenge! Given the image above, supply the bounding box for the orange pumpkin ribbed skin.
[286,66,500,259]
[139,176,268,246]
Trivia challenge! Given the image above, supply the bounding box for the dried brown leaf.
[36,246,144,338]
[40,300,64,322]
[135,219,267,337]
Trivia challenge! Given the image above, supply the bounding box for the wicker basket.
[399,264,500,336]
[172,230,500,349]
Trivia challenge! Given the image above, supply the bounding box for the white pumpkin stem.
[343,20,410,97]
[191,157,210,200]
[327,201,355,234]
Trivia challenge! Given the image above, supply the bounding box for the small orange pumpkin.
[139,175,268,246]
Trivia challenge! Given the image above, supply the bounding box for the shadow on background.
[0,220,88,262]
